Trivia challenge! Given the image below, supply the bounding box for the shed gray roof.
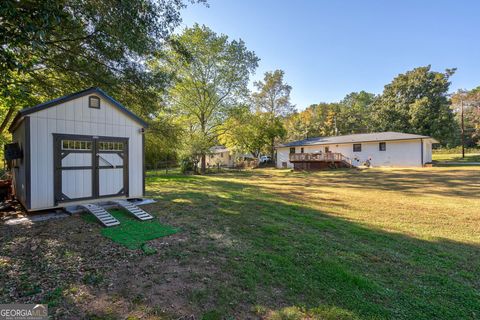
[9,87,148,132]
[277,132,438,148]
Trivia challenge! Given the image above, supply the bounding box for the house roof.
[210,146,229,153]
[277,132,439,148]
[9,87,148,132]
[209,146,255,158]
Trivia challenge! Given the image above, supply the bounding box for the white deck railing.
[289,152,352,165]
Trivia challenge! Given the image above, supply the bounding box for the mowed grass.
[433,152,480,162]
[146,167,480,319]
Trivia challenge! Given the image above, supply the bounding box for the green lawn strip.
[83,209,178,249]
[432,153,480,162]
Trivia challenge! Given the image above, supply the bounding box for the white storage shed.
[8,87,147,211]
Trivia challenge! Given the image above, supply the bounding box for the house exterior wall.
[276,139,430,169]
[11,119,28,208]
[423,140,432,163]
[26,94,144,210]
[206,151,234,167]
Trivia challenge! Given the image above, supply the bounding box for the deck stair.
[81,203,120,227]
[112,200,154,221]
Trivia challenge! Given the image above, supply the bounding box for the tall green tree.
[372,66,457,144]
[0,0,202,136]
[337,91,375,134]
[252,70,294,157]
[451,87,480,147]
[163,24,258,173]
[283,93,375,141]
[219,106,271,158]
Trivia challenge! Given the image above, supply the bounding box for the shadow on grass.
[145,172,480,319]
[1,169,479,319]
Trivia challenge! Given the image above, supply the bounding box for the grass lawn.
[1,167,479,319]
[432,152,480,162]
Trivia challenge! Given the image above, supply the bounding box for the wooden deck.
[289,153,353,170]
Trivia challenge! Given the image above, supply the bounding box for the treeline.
[284,70,479,148]
[1,1,479,173]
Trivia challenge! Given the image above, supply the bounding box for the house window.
[379,142,386,151]
[353,144,362,152]
[325,146,329,153]
[220,152,223,158]
[289,147,295,154]
[300,147,304,153]
[89,96,100,109]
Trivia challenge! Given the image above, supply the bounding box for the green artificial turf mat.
[83,209,178,249]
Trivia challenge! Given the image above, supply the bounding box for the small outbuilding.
[276,132,438,170]
[8,87,147,211]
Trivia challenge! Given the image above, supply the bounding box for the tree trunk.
[0,107,16,134]
[270,137,275,159]
[200,154,206,174]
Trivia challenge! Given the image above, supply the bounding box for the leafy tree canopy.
[161,24,258,173]
[372,65,457,144]
[0,0,203,136]
[219,106,272,158]
[252,70,293,157]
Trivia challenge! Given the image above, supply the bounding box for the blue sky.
[179,0,479,109]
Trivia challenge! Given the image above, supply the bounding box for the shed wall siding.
[28,95,143,210]
[11,119,28,207]
[276,139,429,168]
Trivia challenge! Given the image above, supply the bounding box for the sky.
[178,0,480,110]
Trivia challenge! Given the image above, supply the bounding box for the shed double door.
[54,134,128,204]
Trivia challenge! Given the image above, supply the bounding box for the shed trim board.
[142,133,145,197]
[25,117,31,210]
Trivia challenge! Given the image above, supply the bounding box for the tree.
[337,91,375,134]
[252,70,294,157]
[0,0,203,138]
[282,91,375,143]
[145,114,182,169]
[163,24,258,173]
[451,87,480,148]
[372,66,457,144]
[219,106,271,158]
[283,108,316,141]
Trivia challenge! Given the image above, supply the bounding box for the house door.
[54,135,128,204]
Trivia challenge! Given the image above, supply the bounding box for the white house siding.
[207,151,234,167]
[11,120,27,207]
[276,139,429,169]
[423,140,432,163]
[28,95,143,210]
